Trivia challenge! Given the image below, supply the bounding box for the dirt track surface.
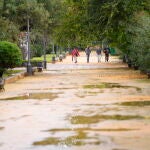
[0,53,150,150]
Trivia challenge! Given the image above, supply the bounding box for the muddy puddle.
[33,126,138,147]
[31,100,150,150]
[118,101,150,107]
[0,92,59,100]
[33,130,101,146]
[70,114,144,124]
[83,82,141,92]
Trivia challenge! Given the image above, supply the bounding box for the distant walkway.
[58,52,120,64]
[47,52,124,70]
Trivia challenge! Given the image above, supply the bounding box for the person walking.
[71,49,75,62]
[85,46,91,63]
[96,46,102,62]
[72,47,80,63]
[103,47,110,62]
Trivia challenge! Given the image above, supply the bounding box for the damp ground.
[0,53,150,150]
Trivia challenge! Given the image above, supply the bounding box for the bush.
[22,60,43,67]
[0,41,22,77]
[139,53,150,73]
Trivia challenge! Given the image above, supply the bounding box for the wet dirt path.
[0,54,150,150]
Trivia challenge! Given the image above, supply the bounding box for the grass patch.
[3,70,23,78]
[32,54,56,62]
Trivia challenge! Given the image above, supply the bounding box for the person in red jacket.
[71,47,80,63]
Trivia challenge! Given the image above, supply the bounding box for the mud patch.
[0,92,59,100]
[83,82,141,91]
[119,101,150,107]
[33,137,60,146]
[71,115,144,124]
[0,127,4,130]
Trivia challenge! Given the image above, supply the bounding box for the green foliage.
[3,69,22,78]
[0,41,22,76]
[0,0,149,73]
[31,44,43,57]
[54,0,89,47]
[122,11,150,71]
[31,54,55,62]
[0,17,19,42]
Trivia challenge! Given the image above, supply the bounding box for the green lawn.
[32,54,56,62]
[3,70,23,78]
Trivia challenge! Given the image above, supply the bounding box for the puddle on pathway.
[70,114,144,124]
[118,101,150,107]
[33,126,138,146]
[83,82,141,92]
[33,130,101,146]
[32,100,150,148]
[0,92,59,100]
[46,127,137,132]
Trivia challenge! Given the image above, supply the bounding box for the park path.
[0,52,150,150]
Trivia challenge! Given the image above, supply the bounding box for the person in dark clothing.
[85,46,91,63]
[103,47,110,62]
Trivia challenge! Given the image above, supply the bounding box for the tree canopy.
[0,0,149,71]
